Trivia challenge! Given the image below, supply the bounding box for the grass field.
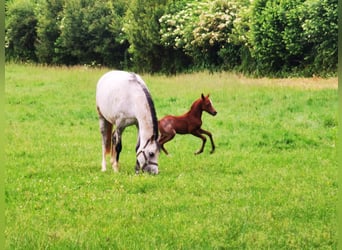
[5,64,338,249]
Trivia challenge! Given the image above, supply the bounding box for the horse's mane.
[131,73,159,140]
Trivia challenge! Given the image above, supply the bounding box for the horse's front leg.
[191,130,207,155]
[198,128,215,154]
[111,130,122,172]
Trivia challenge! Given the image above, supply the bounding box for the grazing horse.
[96,70,160,174]
[158,94,217,155]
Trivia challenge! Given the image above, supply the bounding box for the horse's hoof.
[112,163,119,172]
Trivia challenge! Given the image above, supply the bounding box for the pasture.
[5,64,337,249]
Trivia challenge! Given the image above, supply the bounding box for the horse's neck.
[187,100,203,119]
[132,80,158,144]
[136,102,157,144]
[138,123,155,143]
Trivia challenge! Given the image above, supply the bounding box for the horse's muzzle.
[137,162,159,175]
[143,164,159,175]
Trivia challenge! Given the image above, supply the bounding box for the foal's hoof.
[194,151,203,155]
[210,150,215,154]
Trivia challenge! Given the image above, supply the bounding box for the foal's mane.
[191,98,201,108]
[189,97,203,112]
[130,73,159,140]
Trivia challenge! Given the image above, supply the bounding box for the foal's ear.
[201,93,210,99]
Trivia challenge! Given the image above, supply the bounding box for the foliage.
[246,0,337,76]
[123,0,168,73]
[159,0,203,51]
[4,0,338,76]
[249,0,304,75]
[301,0,338,74]
[55,0,128,67]
[159,0,241,70]
[5,0,38,62]
[5,64,338,248]
[35,0,64,64]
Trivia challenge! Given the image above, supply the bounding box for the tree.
[301,0,338,74]
[123,0,168,73]
[55,0,128,67]
[6,0,38,62]
[35,0,64,64]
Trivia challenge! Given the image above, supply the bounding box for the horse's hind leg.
[199,128,215,154]
[99,116,113,171]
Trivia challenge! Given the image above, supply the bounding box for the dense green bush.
[248,0,337,76]
[123,0,169,73]
[301,0,338,74]
[249,0,306,75]
[35,0,64,64]
[5,0,38,62]
[55,0,128,67]
[5,0,337,76]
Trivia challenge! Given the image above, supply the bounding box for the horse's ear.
[201,93,205,100]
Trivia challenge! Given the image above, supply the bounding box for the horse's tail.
[106,123,113,154]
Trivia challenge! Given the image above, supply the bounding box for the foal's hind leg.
[158,131,176,155]
[199,128,215,154]
[99,116,113,171]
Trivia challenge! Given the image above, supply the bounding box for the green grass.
[5,64,338,249]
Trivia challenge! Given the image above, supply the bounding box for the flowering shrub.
[160,0,240,69]
[159,0,205,51]
[191,1,238,49]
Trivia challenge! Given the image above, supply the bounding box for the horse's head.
[136,135,160,174]
[201,93,217,116]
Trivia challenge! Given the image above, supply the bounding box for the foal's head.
[200,94,217,116]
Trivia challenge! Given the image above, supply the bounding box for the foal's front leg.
[192,130,207,155]
[198,128,215,153]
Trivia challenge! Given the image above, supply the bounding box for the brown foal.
[158,94,217,155]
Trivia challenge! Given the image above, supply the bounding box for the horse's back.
[97,70,137,92]
[96,70,143,124]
